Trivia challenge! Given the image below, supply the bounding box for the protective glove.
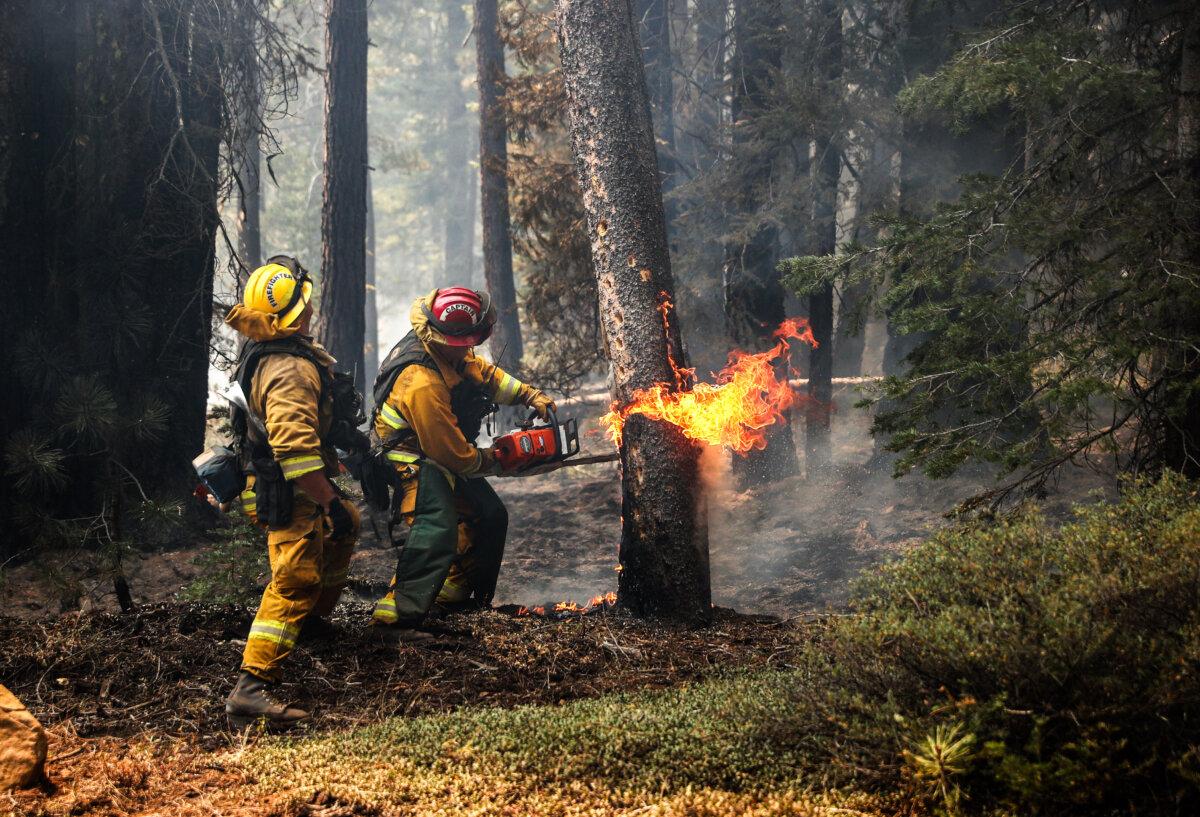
[326,497,355,540]
[528,390,557,421]
[477,447,505,476]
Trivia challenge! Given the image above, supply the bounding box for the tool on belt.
[492,408,581,472]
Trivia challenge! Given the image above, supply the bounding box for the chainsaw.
[492,407,583,473]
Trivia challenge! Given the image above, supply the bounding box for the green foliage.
[794,473,1200,813]
[781,3,1200,501]
[3,429,68,494]
[503,0,604,390]
[184,517,268,606]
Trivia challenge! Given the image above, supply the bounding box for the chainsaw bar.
[493,451,619,478]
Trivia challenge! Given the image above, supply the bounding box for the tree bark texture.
[475,0,523,370]
[442,0,473,286]
[557,0,711,623]
[317,0,369,393]
[237,37,262,275]
[635,0,678,239]
[806,0,842,472]
[723,0,796,485]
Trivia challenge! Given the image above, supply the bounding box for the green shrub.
[800,473,1200,814]
[183,517,267,605]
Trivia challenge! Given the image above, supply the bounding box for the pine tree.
[784,1,1200,502]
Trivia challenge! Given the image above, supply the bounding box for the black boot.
[225,671,309,731]
[369,623,436,645]
[297,615,340,644]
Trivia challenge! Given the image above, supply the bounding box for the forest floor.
[1,391,1117,815]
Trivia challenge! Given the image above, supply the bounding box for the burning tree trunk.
[635,0,677,239]
[723,0,795,486]
[442,0,472,286]
[557,0,711,623]
[475,0,523,370]
[805,0,842,472]
[317,0,369,393]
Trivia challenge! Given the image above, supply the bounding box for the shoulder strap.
[372,331,437,412]
[233,338,327,450]
[371,331,439,450]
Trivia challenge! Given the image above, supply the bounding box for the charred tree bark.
[805,0,842,472]
[317,0,369,393]
[557,0,711,623]
[635,0,678,239]
[442,0,472,285]
[723,0,795,486]
[475,0,523,370]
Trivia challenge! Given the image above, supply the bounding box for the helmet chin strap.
[265,255,311,317]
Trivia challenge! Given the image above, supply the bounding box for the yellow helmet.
[243,256,313,329]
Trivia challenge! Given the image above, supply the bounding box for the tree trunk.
[237,37,262,275]
[723,0,795,486]
[364,169,379,385]
[635,0,678,240]
[475,0,523,370]
[831,138,871,378]
[467,158,481,289]
[557,0,710,623]
[442,0,472,285]
[317,0,370,394]
[1166,5,1200,477]
[805,0,842,473]
[694,0,726,152]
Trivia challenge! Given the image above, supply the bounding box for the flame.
[601,317,817,454]
[516,591,618,618]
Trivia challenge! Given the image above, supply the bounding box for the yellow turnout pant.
[239,484,360,682]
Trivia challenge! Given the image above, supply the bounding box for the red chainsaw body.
[492,410,579,472]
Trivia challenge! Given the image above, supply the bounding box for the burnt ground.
[0,604,811,816]
[0,391,1117,815]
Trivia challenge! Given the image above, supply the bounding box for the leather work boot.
[225,671,309,731]
[370,623,436,646]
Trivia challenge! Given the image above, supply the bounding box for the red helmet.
[424,286,496,347]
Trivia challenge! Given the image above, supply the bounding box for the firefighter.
[222,256,362,729]
[369,287,555,642]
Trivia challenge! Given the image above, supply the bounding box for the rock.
[0,683,46,790]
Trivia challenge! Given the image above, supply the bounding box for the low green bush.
[243,475,1199,815]
[796,473,1200,814]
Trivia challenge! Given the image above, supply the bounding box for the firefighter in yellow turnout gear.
[222,256,362,729]
[370,287,554,641]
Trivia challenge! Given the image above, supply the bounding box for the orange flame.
[600,317,817,454]
[516,592,618,618]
